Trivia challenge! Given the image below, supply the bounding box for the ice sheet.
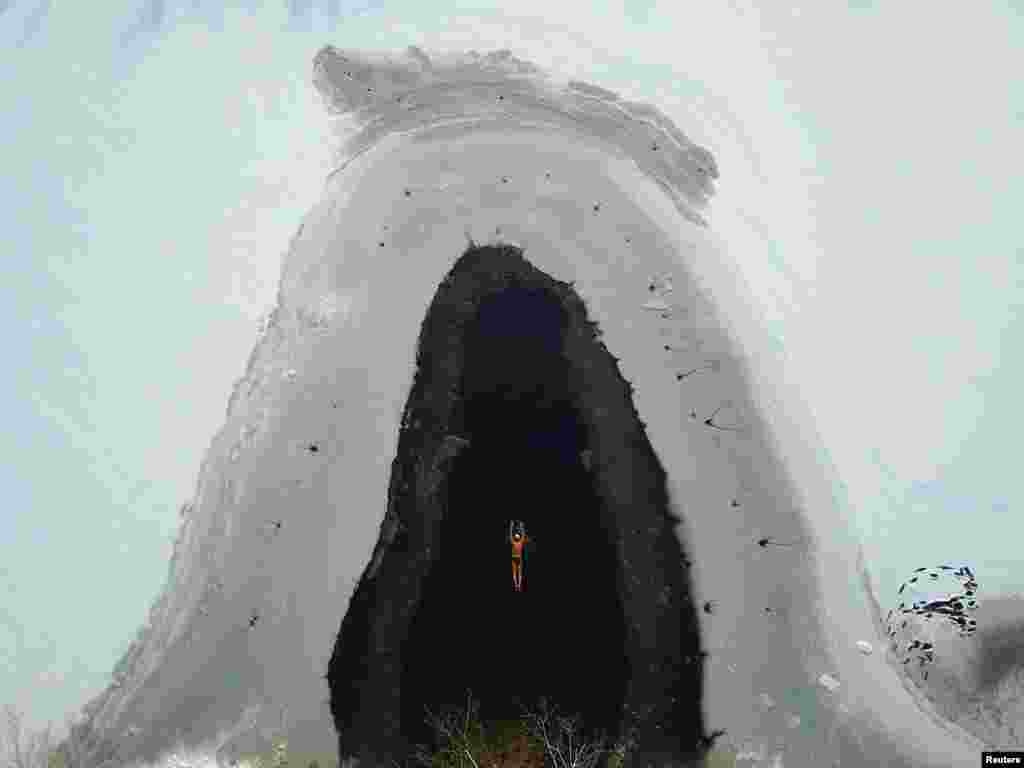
[69,46,991,768]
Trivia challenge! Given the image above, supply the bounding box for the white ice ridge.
[311,45,718,226]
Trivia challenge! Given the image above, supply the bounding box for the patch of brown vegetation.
[474,719,545,768]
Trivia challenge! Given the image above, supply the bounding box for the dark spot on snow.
[707,729,727,748]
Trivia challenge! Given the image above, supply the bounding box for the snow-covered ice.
[66,45,997,768]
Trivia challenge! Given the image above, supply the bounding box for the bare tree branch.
[4,704,28,768]
[1,705,57,768]
[523,697,608,768]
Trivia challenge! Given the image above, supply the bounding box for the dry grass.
[145,691,730,768]
[397,692,619,768]
[10,693,732,768]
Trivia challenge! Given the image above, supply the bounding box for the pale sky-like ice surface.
[2,0,1021,747]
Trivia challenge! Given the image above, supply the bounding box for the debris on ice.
[856,640,874,655]
[255,305,278,339]
[886,563,979,672]
[736,746,765,762]
[818,673,841,692]
[642,298,671,312]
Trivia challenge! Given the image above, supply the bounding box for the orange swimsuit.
[511,535,528,559]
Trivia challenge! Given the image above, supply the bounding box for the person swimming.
[509,519,530,592]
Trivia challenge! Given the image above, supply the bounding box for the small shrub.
[399,692,621,768]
